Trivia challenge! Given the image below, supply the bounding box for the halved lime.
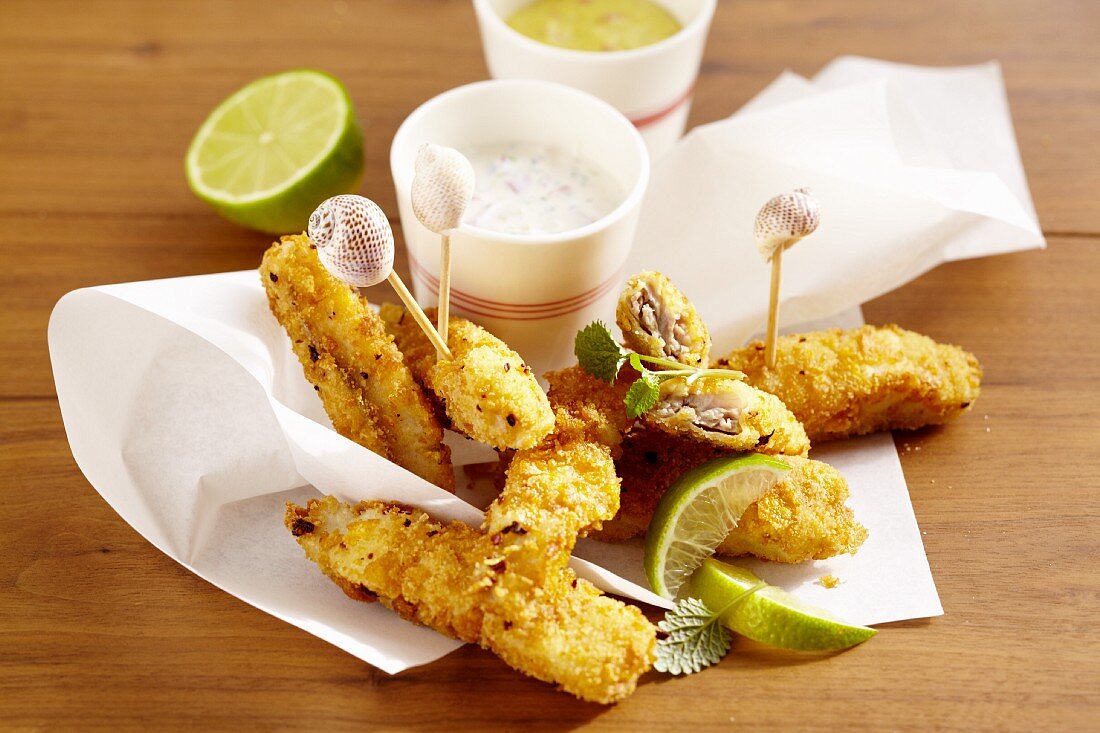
[186,70,363,234]
[644,453,791,599]
[691,558,876,651]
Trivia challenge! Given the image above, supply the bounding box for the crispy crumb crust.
[379,303,554,450]
[616,271,711,367]
[286,426,655,705]
[717,325,982,442]
[597,429,867,562]
[260,235,453,489]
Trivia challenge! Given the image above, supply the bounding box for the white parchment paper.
[49,58,1041,673]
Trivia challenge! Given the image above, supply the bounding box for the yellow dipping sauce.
[507,0,682,52]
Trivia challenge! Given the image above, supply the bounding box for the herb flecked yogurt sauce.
[460,141,624,236]
[507,0,682,52]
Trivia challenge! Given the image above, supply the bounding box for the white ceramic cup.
[472,0,716,158]
[390,79,649,375]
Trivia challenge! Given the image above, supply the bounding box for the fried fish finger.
[717,325,982,442]
[544,364,636,450]
[718,456,867,562]
[616,271,711,366]
[380,303,555,450]
[261,235,453,490]
[647,375,810,456]
[286,413,656,704]
[597,429,866,563]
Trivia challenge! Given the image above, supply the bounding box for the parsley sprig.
[655,582,768,676]
[573,322,744,418]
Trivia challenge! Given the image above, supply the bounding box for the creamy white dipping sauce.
[460,141,623,236]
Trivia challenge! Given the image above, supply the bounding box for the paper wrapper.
[50,58,1041,674]
[630,56,1044,344]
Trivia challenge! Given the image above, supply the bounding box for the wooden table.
[2,1,1097,730]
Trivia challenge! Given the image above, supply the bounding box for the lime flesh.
[691,558,876,651]
[185,69,363,234]
[644,453,791,599]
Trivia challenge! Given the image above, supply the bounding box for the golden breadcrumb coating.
[718,456,867,562]
[286,410,655,704]
[545,364,808,457]
[379,303,554,451]
[260,235,453,490]
[596,430,866,563]
[647,376,810,456]
[379,302,437,390]
[598,426,725,541]
[544,364,636,450]
[717,325,982,442]
[616,271,711,367]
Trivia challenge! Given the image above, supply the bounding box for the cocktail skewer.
[754,188,821,369]
[308,194,453,360]
[410,143,475,347]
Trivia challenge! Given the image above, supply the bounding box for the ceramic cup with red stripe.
[471,0,716,158]
[390,79,649,374]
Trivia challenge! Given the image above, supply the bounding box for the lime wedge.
[644,453,790,599]
[691,558,876,651]
[186,70,363,234]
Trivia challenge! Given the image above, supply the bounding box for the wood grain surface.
[1,1,1097,730]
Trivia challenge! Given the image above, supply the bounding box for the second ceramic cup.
[472,0,716,158]
[390,79,649,374]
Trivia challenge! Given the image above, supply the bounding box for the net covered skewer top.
[754,188,821,261]
[308,194,395,288]
[411,143,475,235]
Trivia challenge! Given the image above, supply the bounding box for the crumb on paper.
[817,574,841,589]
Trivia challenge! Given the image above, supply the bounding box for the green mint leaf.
[654,597,732,676]
[624,373,661,418]
[574,322,627,382]
[628,351,646,374]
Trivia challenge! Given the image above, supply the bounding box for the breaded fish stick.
[597,429,867,563]
[598,427,724,541]
[380,304,555,451]
[286,412,656,704]
[717,325,982,442]
[718,456,867,562]
[647,375,810,456]
[545,363,809,457]
[544,364,636,450]
[616,271,711,367]
[261,235,453,490]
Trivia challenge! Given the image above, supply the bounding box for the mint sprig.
[573,321,628,382]
[654,598,732,675]
[574,322,745,419]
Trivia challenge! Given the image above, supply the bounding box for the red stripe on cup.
[409,254,616,312]
[629,83,695,129]
[407,254,622,321]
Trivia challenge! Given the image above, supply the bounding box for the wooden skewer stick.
[308,194,453,360]
[753,188,821,369]
[437,232,453,343]
[387,269,451,359]
[410,143,475,349]
[765,252,783,367]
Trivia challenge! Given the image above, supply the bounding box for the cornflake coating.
[379,304,554,450]
[616,271,711,367]
[717,325,983,442]
[260,235,453,490]
[285,417,655,704]
[597,433,867,563]
[647,376,810,457]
